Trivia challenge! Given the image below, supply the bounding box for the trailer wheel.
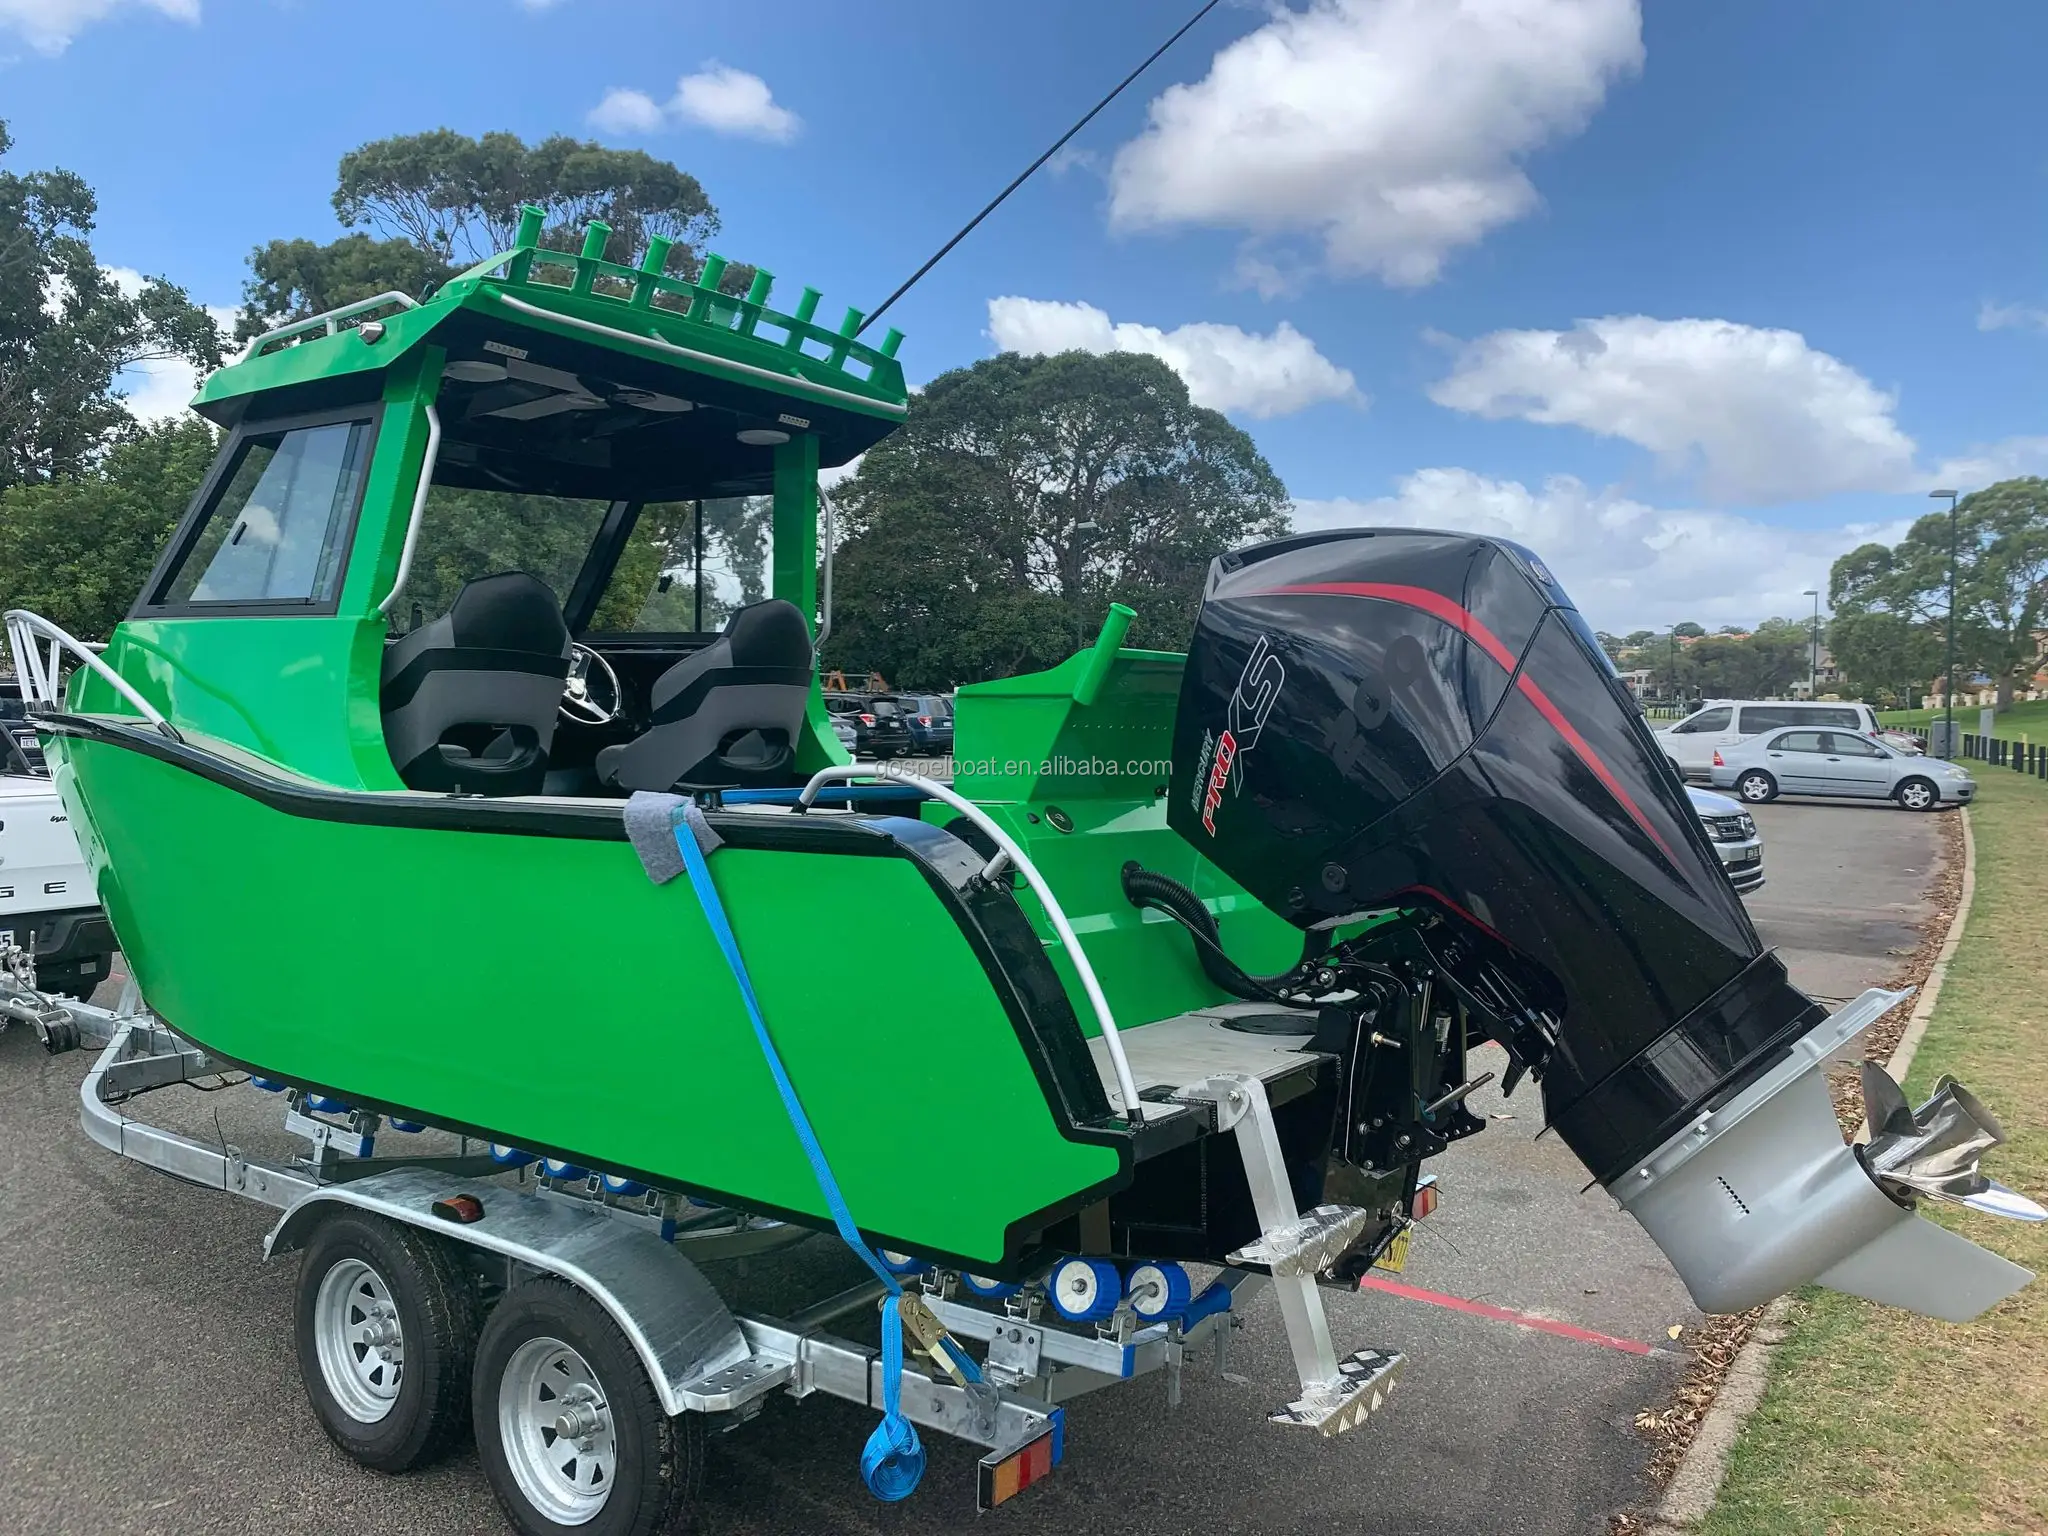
[295,1212,480,1472]
[473,1277,701,1536]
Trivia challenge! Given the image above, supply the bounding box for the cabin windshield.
[589,498,772,636]
[395,482,614,634]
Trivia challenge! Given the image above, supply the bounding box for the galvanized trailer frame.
[49,984,1403,1519]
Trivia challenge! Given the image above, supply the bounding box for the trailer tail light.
[1712,750,1725,766]
[978,1414,1062,1510]
[1411,1174,1440,1220]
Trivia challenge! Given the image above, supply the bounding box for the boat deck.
[1089,1002,1325,1114]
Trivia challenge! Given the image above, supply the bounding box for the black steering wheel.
[560,642,622,726]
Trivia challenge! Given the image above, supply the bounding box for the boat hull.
[47,717,1128,1269]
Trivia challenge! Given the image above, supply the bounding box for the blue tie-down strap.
[668,810,932,1500]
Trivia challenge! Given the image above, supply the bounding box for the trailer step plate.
[977,1412,1063,1511]
[1269,1347,1404,1436]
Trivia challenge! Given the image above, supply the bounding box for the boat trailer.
[49,980,1408,1519]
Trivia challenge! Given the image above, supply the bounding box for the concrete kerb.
[1641,805,1978,1534]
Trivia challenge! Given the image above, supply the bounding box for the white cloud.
[1295,468,1910,631]
[1108,0,1642,287]
[589,63,800,143]
[1428,315,1918,504]
[672,64,801,141]
[0,0,194,55]
[1979,300,2048,335]
[986,296,1361,419]
[1930,436,2048,490]
[587,88,667,136]
[103,266,233,423]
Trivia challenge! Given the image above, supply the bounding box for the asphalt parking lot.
[0,800,1951,1536]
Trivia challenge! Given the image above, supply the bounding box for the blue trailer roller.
[1047,1257,1122,1323]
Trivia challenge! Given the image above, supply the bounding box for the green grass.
[1701,771,2048,1536]
[1880,697,2048,737]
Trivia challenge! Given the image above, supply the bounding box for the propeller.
[1859,1061,2047,1221]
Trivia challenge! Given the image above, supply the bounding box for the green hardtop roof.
[194,208,908,469]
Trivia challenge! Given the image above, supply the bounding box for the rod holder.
[1072,603,1135,707]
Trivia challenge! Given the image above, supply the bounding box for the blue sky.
[6,0,2045,631]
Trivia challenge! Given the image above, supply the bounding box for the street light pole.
[1802,588,1819,697]
[1930,489,1959,757]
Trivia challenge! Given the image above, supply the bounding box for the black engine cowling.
[1167,528,1825,1185]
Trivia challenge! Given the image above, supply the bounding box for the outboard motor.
[1168,528,2038,1321]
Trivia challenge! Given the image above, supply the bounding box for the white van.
[1656,699,1883,779]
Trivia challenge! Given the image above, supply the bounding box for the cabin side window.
[155,421,371,608]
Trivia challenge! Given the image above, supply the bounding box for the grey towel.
[624,791,723,884]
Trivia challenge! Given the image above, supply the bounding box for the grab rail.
[376,402,443,617]
[4,610,180,741]
[794,764,1149,1119]
[237,290,420,363]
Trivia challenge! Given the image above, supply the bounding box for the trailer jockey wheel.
[294,1212,480,1472]
[474,1276,702,1536]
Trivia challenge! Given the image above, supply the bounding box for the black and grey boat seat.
[596,599,813,792]
[380,572,572,796]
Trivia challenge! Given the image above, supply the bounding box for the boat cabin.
[115,207,908,797]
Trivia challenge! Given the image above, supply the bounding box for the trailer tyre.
[473,1276,701,1536]
[294,1212,480,1472]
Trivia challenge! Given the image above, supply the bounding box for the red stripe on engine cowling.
[1249,581,1680,867]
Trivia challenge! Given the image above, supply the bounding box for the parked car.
[1657,699,1885,779]
[1708,727,1973,810]
[1685,785,1764,894]
[823,691,911,759]
[829,713,858,755]
[892,693,955,756]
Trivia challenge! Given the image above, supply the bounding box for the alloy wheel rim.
[1903,783,1932,808]
[1742,777,1770,801]
[313,1258,404,1424]
[499,1336,618,1525]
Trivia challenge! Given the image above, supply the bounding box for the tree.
[825,350,1291,689]
[335,130,723,269]
[0,417,217,638]
[1831,479,2048,711]
[1672,621,1706,639]
[0,122,222,489]
[1826,610,1941,708]
[1624,629,1657,648]
[236,235,452,342]
[241,129,750,335]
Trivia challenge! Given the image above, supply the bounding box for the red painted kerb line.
[1252,581,1681,867]
[1358,1274,1655,1356]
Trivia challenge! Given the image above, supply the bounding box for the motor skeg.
[1166,528,1824,1186]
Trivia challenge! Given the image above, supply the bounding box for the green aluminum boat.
[9,210,2038,1515]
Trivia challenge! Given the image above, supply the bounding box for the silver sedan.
[1708,726,1974,811]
